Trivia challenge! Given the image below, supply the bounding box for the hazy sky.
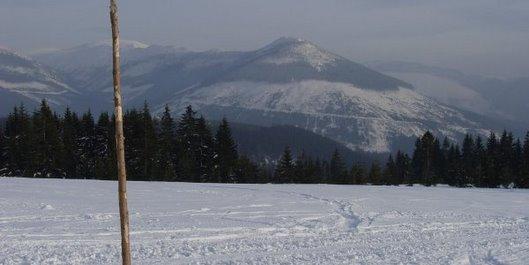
[1,0,528,78]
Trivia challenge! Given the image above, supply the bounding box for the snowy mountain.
[0,47,79,113]
[369,61,529,125]
[2,38,511,152]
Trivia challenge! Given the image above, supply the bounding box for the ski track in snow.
[1,178,529,264]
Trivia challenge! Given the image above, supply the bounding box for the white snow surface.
[174,80,488,152]
[1,178,529,264]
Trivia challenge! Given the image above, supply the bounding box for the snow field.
[1,178,528,264]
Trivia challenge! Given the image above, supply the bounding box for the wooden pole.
[110,1,132,264]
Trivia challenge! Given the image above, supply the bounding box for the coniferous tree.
[498,131,515,187]
[461,134,476,185]
[395,151,412,185]
[32,100,64,178]
[329,149,348,184]
[0,126,6,175]
[368,161,382,185]
[78,110,96,179]
[520,132,529,188]
[474,136,486,187]
[140,103,158,181]
[383,155,397,185]
[4,105,33,176]
[176,105,198,182]
[124,109,143,180]
[274,146,294,183]
[512,139,523,188]
[158,106,177,181]
[446,144,462,186]
[214,118,238,183]
[94,112,115,180]
[234,155,259,183]
[195,116,215,182]
[350,163,366,184]
[484,132,499,187]
[61,107,80,178]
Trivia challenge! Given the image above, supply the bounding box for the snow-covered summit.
[257,37,339,71]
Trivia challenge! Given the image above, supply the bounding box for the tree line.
[0,100,265,182]
[1,100,528,188]
[270,131,529,188]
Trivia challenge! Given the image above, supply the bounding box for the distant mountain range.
[369,61,529,125]
[1,38,524,153]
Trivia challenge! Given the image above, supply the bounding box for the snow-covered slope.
[368,61,529,124]
[170,80,489,152]
[1,177,528,264]
[5,38,506,152]
[0,48,78,112]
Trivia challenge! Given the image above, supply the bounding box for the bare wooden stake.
[110,0,132,264]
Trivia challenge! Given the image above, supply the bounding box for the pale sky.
[1,0,528,78]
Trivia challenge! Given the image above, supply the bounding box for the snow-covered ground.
[1,178,528,264]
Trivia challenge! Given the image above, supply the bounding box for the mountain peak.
[258,37,339,71]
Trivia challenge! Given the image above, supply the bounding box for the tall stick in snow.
[110,0,132,264]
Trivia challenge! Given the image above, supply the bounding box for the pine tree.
[395,151,412,185]
[31,100,64,178]
[4,105,33,176]
[498,130,515,187]
[473,136,486,187]
[233,155,259,183]
[446,144,462,186]
[368,162,382,185]
[158,106,177,181]
[484,132,499,187]
[329,149,348,184]
[461,134,476,185]
[520,132,529,188]
[383,154,397,185]
[176,105,198,182]
[214,118,238,183]
[141,103,158,181]
[94,112,115,180]
[77,110,96,179]
[61,107,80,178]
[350,163,366,184]
[0,126,6,175]
[195,116,215,182]
[274,146,294,183]
[124,109,143,180]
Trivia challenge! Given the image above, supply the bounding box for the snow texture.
[174,80,489,152]
[1,177,528,264]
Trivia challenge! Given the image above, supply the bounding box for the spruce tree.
[461,134,476,185]
[78,110,96,179]
[383,155,397,185]
[31,100,64,178]
[195,116,214,182]
[520,132,529,188]
[484,132,499,187]
[368,162,382,185]
[141,103,158,181]
[4,105,33,176]
[214,118,238,183]
[176,105,198,182]
[395,151,412,185]
[61,107,80,178]
[350,163,366,184]
[158,105,177,181]
[329,149,348,184]
[473,136,486,187]
[94,112,115,180]
[498,131,515,187]
[274,146,294,183]
[0,126,6,175]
